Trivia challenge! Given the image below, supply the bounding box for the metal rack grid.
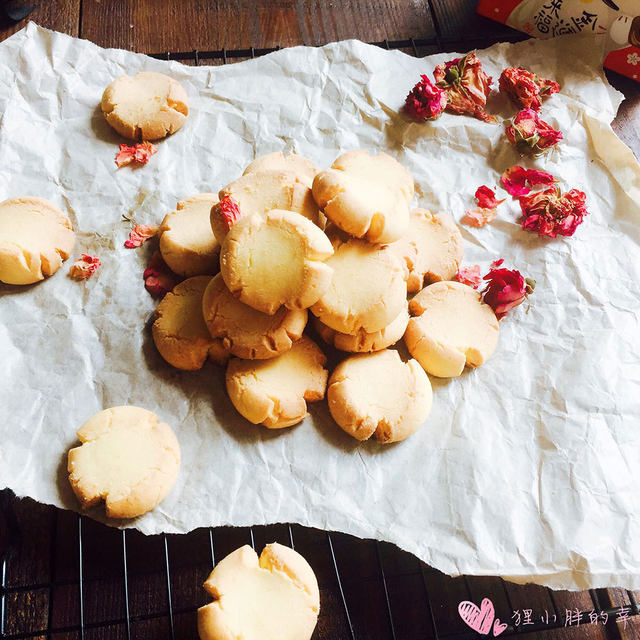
[1,23,639,640]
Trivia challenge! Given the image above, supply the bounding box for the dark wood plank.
[0,0,80,40]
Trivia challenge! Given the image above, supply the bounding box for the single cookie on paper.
[67,406,181,519]
[198,543,320,640]
[212,170,321,239]
[312,150,412,243]
[327,349,433,443]
[404,281,499,378]
[101,71,188,140]
[153,276,229,370]
[314,303,409,353]
[225,336,328,429]
[220,209,333,315]
[202,273,307,360]
[159,194,220,277]
[0,196,75,285]
[243,151,318,183]
[388,208,464,292]
[310,235,406,335]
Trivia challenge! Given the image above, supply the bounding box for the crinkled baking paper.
[1,23,639,590]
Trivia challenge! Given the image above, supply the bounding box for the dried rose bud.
[482,259,532,319]
[403,74,448,121]
[519,186,589,238]
[124,224,159,248]
[506,109,562,155]
[143,251,179,297]
[455,264,482,289]
[462,185,505,227]
[434,52,495,122]
[115,142,158,168]
[219,196,242,230]
[500,165,556,197]
[499,67,560,111]
[69,254,101,280]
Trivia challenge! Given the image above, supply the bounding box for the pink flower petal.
[462,207,498,227]
[455,265,482,289]
[115,142,158,168]
[69,254,101,280]
[475,185,506,209]
[501,165,555,197]
[143,251,179,297]
[124,224,159,248]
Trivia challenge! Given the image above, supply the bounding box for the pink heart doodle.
[493,618,508,637]
[457,597,495,635]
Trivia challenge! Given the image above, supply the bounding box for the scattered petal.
[519,186,589,238]
[482,261,531,320]
[143,251,179,297]
[434,52,495,122]
[115,142,158,168]
[69,254,101,280]
[500,165,556,197]
[124,224,159,248]
[499,67,560,111]
[403,74,448,121]
[455,264,482,289]
[475,185,505,209]
[462,207,498,227]
[505,109,563,155]
[219,196,242,230]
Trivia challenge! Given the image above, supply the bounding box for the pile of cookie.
[152,147,501,444]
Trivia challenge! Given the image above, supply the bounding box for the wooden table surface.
[1,2,639,640]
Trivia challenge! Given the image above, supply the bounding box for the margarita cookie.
[198,543,320,640]
[244,151,318,183]
[312,150,412,243]
[404,281,500,378]
[220,210,333,315]
[152,276,229,370]
[212,170,321,238]
[101,71,188,141]
[67,406,181,519]
[202,274,307,360]
[159,194,220,277]
[226,336,328,429]
[310,236,406,335]
[389,209,464,292]
[327,349,432,443]
[0,197,75,285]
[314,303,409,353]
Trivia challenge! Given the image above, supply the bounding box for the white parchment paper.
[1,23,639,590]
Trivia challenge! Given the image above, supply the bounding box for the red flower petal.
[455,265,482,289]
[475,185,505,209]
[143,251,179,297]
[482,261,529,319]
[499,67,560,111]
[115,142,158,168]
[124,224,159,248]
[506,109,563,155]
[219,196,242,231]
[403,74,448,121]
[500,165,555,197]
[519,186,589,238]
[69,254,101,280]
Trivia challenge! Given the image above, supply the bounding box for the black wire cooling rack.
[2,25,639,640]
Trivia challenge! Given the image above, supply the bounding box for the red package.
[477,0,640,82]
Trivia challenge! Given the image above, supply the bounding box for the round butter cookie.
[310,236,406,335]
[314,303,409,353]
[225,336,328,429]
[0,196,75,285]
[332,149,414,202]
[159,194,220,277]
[243,151,318,183]
[220,210,333,315]
[212,170,321,240]
[67,406,181,519]
[404,281,499,378]
[388,208,464,292]
[101,71,188,141]
[198,543,320,640]
[153,276,229,370]
[327,349,432,443]
[202,274,307,360]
